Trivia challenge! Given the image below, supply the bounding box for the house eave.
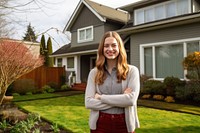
[50,49,97,57]
[117,13,200,35]
[63,0,106,32]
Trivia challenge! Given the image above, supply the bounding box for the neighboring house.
[51,0,129,83]
[52,0,200,84]
[0,38,40,57]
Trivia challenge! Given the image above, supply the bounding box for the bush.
[164,96,175,103]
[60,84,71,91]
[153,95,164,101]
[12,79,36,95]
[140,74,152,89]
[141,80,166,95]
[41,85,55,93]
[141,94,151,99]
[175,81,200,102]
[47,82,59,91]
[182,51,200,80]
[163,76,185,96]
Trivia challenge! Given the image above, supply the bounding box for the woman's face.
[103,37,119,60]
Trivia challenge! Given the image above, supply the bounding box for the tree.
[40,34,48,66]
[0,40,43,105]
[23,23,37,42]
[47,37,53,67]
[183,51,200,80]
[40,34,46,55]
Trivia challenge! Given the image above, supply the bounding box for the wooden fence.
[19,66,66,89]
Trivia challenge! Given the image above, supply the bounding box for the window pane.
[136,10,144,24]
[79,30,85,41]
[177,0,189,15]
[155,44,184,78]
[144,47,153,76]
[166,2,176,18]
[187,41,200,54]
[86,28,92,40]
[145,8,154,22]
[57,58,62,67]
[67,57,74,68]
[155,5,165,20]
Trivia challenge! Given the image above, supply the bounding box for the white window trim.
[140,37,200,80]
[77,26,94,43]
[134,0,191,25]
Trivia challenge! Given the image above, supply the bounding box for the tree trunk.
[0,86,7,105]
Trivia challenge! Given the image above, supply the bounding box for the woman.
[85,31,140,133]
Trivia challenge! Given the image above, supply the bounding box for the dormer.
[120,0,200,26]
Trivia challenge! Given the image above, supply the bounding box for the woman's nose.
[107,45,113,50]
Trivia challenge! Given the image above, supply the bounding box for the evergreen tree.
[40,34,48,66]
[40,34,46,55]
[47,37,54,67]
[23,23,37,42]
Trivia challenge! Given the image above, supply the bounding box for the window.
[57,58,62,67]
[155,44,183,78]
[78,26,93,43]
[67,57,74,69]
[141,38,200,79]
[134,0,191,25]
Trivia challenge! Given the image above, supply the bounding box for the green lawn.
[14,93,200,133]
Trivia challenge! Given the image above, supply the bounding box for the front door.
[90,57,96,70]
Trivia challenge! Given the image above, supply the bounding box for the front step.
[71,83,86,91]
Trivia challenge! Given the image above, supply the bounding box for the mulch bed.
[0,102,72,133]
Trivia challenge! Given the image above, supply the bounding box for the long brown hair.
[95,31,129,85]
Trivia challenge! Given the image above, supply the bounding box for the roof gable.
[63,0,129,32]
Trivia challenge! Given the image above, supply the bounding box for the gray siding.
[71,5,102,31]
[130,22,200,68]
[70,5,123,48]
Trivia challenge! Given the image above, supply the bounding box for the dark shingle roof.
[52,43,99,56]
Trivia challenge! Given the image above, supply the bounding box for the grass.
[14,93,200,133]
[138,99,200,115]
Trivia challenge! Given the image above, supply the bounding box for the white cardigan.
[85,65,140,132]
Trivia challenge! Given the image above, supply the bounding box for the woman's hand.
[95,93,101,100]
[123,88,132,94]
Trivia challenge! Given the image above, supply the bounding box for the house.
[0,38,40,57]
[52,0,200,84]
[51,0,129,83]
[117,0,200,80]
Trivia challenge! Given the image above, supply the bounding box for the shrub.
[60,84,71,91]
[140,74,152,89]
[12,93,20,96]
[141,80,166,95]
[25,92,33,95]
[41,85,55,93]
[163,76,185,96]
[12,79,36,95]
[141,94,151,99]
[175,81,200,102]
[164,96,175,103]
[47,82,59,90]
[153,95,164,101]
[183,51,200,80]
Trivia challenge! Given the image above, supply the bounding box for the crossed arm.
[85,67,140,111]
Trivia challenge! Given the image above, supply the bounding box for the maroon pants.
[91,112,135,133]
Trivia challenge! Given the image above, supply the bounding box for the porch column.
[75,55,81,83]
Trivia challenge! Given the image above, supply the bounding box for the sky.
[10,0,141,52]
